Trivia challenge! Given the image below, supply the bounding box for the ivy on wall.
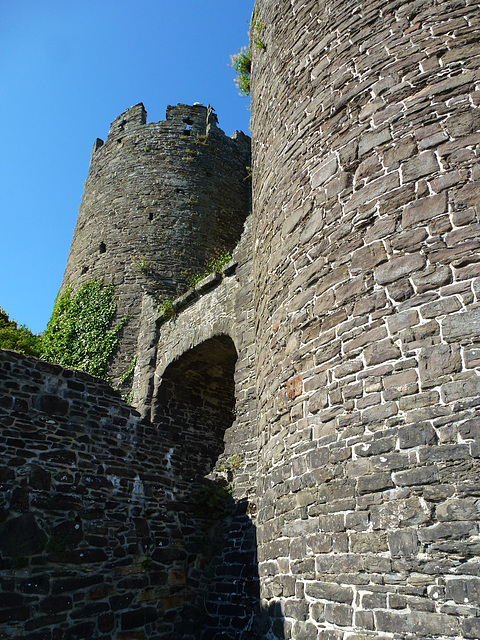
[41,280,127,379]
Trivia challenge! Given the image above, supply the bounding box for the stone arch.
[152,334,260,638]
[153,333,238,480]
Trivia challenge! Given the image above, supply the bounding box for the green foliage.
[251,13,266,49]
[193,133,209,146]
[119,354,137,385]
[196,482,232,521]
[158,297,174,320]
[0,307,42,356]
[188,249,232,288]
[215,452,242,474]
[230,46,251,97]
[41,280,127,379]
[141,557,153,571]
[132,255,154,276]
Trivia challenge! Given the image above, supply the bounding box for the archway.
[154,334,237,480]
[153,335,259,639]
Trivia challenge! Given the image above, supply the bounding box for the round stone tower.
[251,1,480,638]
[61,103,251,381]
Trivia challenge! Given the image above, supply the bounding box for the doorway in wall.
[154,335,259,639]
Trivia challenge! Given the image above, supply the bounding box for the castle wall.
[0,349,256,639]
[134,214,260,637]
[60,103,250,383]
[251,1,480,638]
[140,215,257,505]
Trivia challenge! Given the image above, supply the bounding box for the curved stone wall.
[61,103,250,381]
[251,1,480,638]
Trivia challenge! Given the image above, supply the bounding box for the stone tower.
[61,103,251,381]
[251,0,480,637]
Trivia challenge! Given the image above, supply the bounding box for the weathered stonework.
[2,0,480,637]
[61,103,251,383]
[0,349,258,639]
[251,0,480,638]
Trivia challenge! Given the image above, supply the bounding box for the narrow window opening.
[183,117,193,137]
[99,242,106,254]
[81,266,89,275]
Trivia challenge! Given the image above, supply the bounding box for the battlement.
[91,102,248,162]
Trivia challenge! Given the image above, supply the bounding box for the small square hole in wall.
[99,242,106,254]
[183,118,193,136]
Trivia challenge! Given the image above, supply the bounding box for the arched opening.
[154,334,237,480]
[153,335,259,639]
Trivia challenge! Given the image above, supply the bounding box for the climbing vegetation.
[230,12,265,97]
[41,280,127,379]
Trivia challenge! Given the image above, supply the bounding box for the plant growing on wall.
[41,280,127,379]
[230,13,265,97]
[0,307,42,356]
[230,47,251,97]
[188,249,232,288]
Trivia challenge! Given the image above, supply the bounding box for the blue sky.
[0,0,253,334]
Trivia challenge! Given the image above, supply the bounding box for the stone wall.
[0,349,258,639]
[134,214,260,637]
[251,1,480,638]
[60,103,251,383]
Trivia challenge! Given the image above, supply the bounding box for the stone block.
[324,602,353,626]
[442,307,480,342]
[357,472,394,495]
[393,465,437,486]
[419,344,462,385]
[445,577,480,605]
[39,394,70,416]
[464,616,480,639]
[305,581,354,604]
[443,377,480,403]
[361,401,398,424]
[436,499,480,522]
[375,609,460,636]
[402,192,447,228]
[350,531,388,553]
[358,127,392,156]
[420,296,462,319]
[0,513,47,557]
[387,528,418,557]
[401,151,440,183]
[398,423,437,449]
[364,339,401,365]
[412,265,452,293]
[375,253,426,285]
[311,155,338,188]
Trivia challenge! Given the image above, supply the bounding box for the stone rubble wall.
[60,103,251,384]
[251,1,480,638]
[0,350,254,639]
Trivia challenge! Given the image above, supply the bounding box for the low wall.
[0,350,257,639]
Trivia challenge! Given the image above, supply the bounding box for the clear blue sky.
[0,1,254,334]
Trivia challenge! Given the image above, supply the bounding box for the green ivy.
[41,280,127,379]
[0,307,42,356]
